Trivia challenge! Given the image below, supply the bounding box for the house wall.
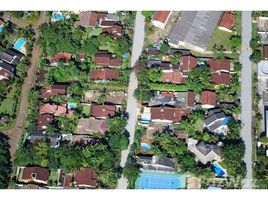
[218,26,232,33]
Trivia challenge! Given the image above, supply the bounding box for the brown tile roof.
[95,51,122,66]
[201,91,217,106]
[181,55,197,72]
[151,107,188,123]
[219,12,236,30]
[211,72,231,85]
[63,174,73,188]
[50,52,72,64]
[90,68,120,81]
[39,103,67,116]
[0,68,13,79]
[21,167,49,183]
[74,168,97,188]
[207,59,231,72]
[161,92,175,97]
[54,104,67,116]
[79,52,85,61]
[162,71,184,84]
[89,12,98,26]
[147,48,160,56]
[99,20,114,27]
[264,45,268,60]
[76,118,108,134]
[187,91,195,107]
[102,24,124,39]
[41,84,67,99]
[37,114,54,130]
[153,11,171,23]
[90,104,116,118]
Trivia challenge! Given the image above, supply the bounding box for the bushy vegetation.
[0,133,11,189]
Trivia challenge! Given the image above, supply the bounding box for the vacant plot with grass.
[207,28,233,51]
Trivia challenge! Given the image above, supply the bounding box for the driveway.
[240,11,253,189]
[117,11,145,189]
[5,12,47,158]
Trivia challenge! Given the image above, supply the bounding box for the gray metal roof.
[27,131,61,148]
[168,11,222,50]
[0,60,15,73]
[204,108,226,126]
[196,141,220,156]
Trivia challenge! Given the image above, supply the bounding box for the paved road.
[240,11,253,189]
[5,12,47,158]
[2,13,29,28]
[117,11,145,189]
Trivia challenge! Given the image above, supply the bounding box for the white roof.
[258,60,268,78]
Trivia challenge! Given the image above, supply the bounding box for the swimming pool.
[212,162,225,177]
[68,103,77,109]
[52,11,65,21]
[140,143,152,151]
[0,25,4,34]
[13,38,26,51]
[135,171,186,189]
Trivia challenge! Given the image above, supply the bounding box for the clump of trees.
[0,132,11,189]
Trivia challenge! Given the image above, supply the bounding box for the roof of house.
[76,118,108,134]
[21,167,49,183]
[264,45,268,59]
[153,11,171,23]
[95,51,122,66]
[204,108,226,126]
[0,48,23,66]
[181,55,197,72]
[37,114,54,130]
[0,61,14,79]
[219,12,236,30]
[41,84,67,99]
[151,107,188,123]
[39,103,67,116]
[147,48,160,56]
[102,24,124,39]
[90,104,116,118]
[211,72,231,85]
[50,52,72,63]
[201,91,217,106]
[196,141,220,156]
[168,11,222,50]
[207,59,231,72]
[187,91,195,107]
[162,70,185,84]
[74,168,97,187]
[90,68,120,81]
[27,130,61,148]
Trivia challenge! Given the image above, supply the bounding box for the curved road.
[5,12,47,158]
[240,11,253,189]
[117,11,145,189]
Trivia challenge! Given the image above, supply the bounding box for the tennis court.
[135,171,186,189]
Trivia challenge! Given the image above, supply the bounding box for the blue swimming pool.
[140,143,152,151]
[13,38,26,50]
[68,103,77,109]
[52,11,65,21]
[0,25,4,34]
[135,171,186,189]
[212,162,225,177]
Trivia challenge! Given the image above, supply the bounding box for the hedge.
[148,83,188,92]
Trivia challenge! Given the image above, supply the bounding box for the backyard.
[207,28,233,51]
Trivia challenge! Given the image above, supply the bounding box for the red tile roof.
[219,12,236,30]
[162,71,185,84]
[89,12,98,26]
[211,72,231,85]
[74,168,97,188]
[37,114,54,130]
[0,68,13,79]
[95,51,122,66]
[90,68,120,81]
[207,59,231,72]
[151,107,188,123]
[90,104,116,118]
[201,91,217,106]
[21,167,49,184]
[187,91,195,107]
[102,24,124,39]
[50,52,72,64]
[41,84,67,99]
[153,11,171,23]
[39,103,67,116]
[264,45,268,60]
[181,55,197,72]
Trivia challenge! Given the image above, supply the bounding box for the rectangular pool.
[0,25,4,34]
[13,38,26,50]
[135,171,186,189]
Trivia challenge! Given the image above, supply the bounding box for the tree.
[179,152,196,172]
[0,80,10,101]
[108,117,127,134]
[160,43,170,54]
[134,87,154,102]
[11,11,24,18]
[225,119,242,140]
[0,133,11,189]
[170,53,181,65]
[141,11,154,19]
[148,68,162,83]
[250,49,262,64]
[123,162,140,184]
[212,44,226,59]
[187,66,211,93]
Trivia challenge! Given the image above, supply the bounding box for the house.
[90,68,120,81]
[188,139,221,164]
[0,60,15,80]
[94,51,122,67]
[258,60,268,79]
[17,166,49,185]
[76,118,108,135]
[74,11,106,27]
[90,104,116,119]
[41,84,67,99]
[39,103,67,116]
[150,106,189,123]
[151,11,171,29]
[264,45,268,60]
[218,12,236,32]
[136,155,176,172]
[27,130,61,148]
[74,168,97,188]
[207,59,231,73]
[180,55,198,73]
[146,47,160,56]
[79,52,85,61]
[0,48,24,66]
[161,68,185,84]
[204,108,229,135]
[211,72,231,85]
[50,52,72,66]
[168,11,222,52]
[62,134,98,146]
[201,90,217,109]
[102,23,124,39]
[37,114,54,130]
[62,168,97,188]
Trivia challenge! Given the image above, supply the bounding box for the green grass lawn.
[207,28,233,51]
[82,104,91,117]
[0,87,17,115]
[48,170,59,187]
